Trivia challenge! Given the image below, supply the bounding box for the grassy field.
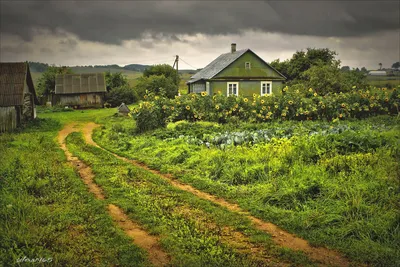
[93,115,400,267]
[3,106,398,266]
[366,75,400,88]
[0,110,151,266]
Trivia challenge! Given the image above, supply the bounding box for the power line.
[179,57,198,70]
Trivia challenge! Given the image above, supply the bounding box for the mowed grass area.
[0,110,150,266]
[94,115,400,267]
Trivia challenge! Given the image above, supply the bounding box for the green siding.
[210,80,283,97]
[214,51,283,79]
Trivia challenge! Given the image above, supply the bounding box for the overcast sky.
[1,0,399,70]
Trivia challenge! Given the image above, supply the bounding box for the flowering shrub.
[132,86,400,131]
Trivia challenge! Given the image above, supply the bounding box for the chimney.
[231,43,236,53]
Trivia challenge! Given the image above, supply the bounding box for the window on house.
[227,82,239,96]
[261,81,272,96]
[245,62,251,69]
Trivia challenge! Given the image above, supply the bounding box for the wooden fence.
[0,106,17,132]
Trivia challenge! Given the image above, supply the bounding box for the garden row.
[132,86,400,132]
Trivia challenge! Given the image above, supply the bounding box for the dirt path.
[58,123,170,267]
[85,122,352,267]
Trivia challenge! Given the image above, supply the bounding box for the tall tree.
[391,62,400,69]
[143,64,180,87]
[270,48,339,82]
[379,63,382,70]
[36,66,72,96]
[105,71,129,92]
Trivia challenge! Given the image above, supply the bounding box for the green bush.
[105,85,138,107]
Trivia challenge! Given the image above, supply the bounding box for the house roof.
[55,73,106,95]
[0,62,39,107]
[187,49,286,84]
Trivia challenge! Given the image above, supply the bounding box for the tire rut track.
[85,122,352,267]
[59,123,170,267]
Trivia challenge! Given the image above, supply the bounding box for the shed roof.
[187,49,285,84]
[118,103,130,113]
[0,62,39,107]
[55,73,106,95]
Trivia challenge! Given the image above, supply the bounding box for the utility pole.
[173,55,180,95]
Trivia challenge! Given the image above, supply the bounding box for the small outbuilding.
[118,103,130,116]
[54,73,106,108]
[368,70,387,76]
[0,62,39,132]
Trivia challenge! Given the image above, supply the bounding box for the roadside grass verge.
[93,115,400,267]
[0,119,149,266]
[67,131,315,267]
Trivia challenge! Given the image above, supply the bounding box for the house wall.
[0,106,18,132]
[22,80,35,120]
[56,93,104,108]
[189,82,206,93]
[210,80,283,97]
[214,51,284,79]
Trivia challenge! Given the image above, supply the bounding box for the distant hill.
[28,61,195,74]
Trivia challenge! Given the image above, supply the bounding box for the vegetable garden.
[95,94,400,266]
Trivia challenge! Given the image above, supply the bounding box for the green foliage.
[135,75,178,99]
[105,84,138,107]
[96,116,400,266]
[69,132,306,267]
[36,66,72,96]
[143,64,180,86]
[392,62,400,69]
[105,71,129,91]
[133,86,400,131]
[301,64,366,94]
[0,119,148,266]
[270,48,339,82]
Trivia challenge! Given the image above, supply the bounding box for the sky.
[0,0,399,70]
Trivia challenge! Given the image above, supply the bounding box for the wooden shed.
[0,62,39,132]
[54,73,106,108]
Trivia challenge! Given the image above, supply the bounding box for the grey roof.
[0,62,39,107]
[55,73,106,94]
[118,103,130,113]
[188,49,249,83]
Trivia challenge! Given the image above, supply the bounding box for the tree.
[143,64,180,87]
[270,48,339,82]
[301,63,366,94]
[36,66,72,96]
[105,71,129,91]
[105,85,138,107]
[341,66,351,72]
[379,63,382,70]
[391,62,400,69]
[361,67,368,73]
[135,75,177,99]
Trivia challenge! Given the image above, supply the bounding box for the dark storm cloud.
[1,1,399,45]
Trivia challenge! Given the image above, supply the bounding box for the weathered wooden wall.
[0,106,17,132]
[55,93,104,108]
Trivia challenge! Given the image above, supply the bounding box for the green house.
[187,44,286,97]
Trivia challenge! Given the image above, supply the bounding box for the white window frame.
[227,82,239,96]
[245,62,251,70]
[206,81,210,95]
[260,81,272,96]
